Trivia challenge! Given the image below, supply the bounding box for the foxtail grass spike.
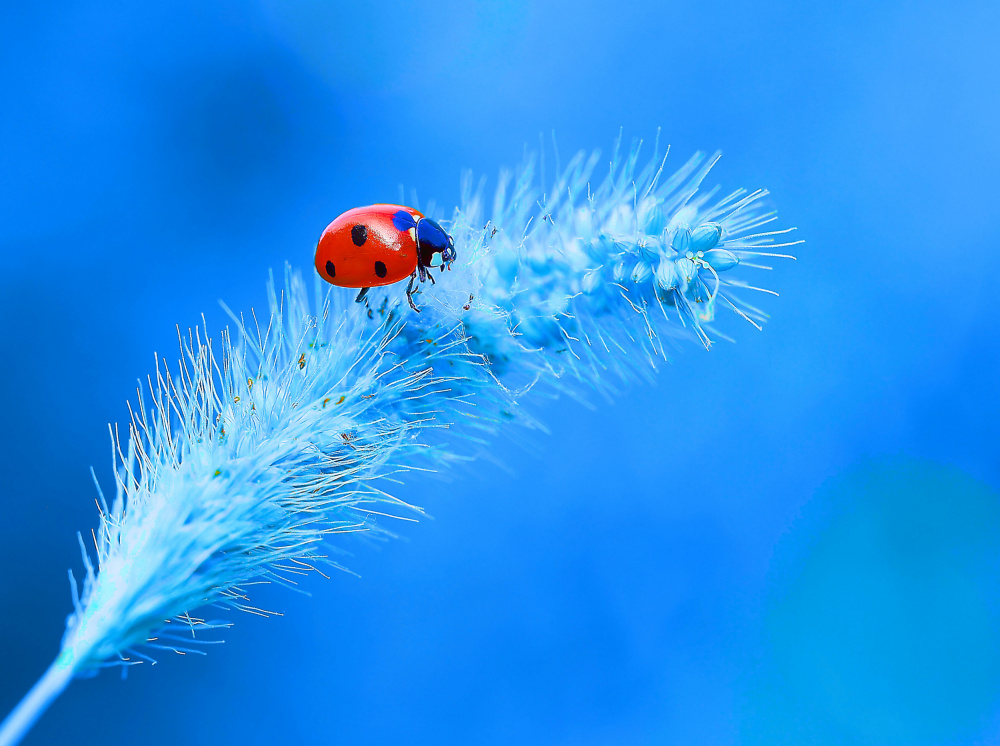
[0,135,796,746]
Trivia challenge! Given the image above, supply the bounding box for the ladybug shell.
[315,204,423,288]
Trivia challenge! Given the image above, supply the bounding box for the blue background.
[2,1,1000,743]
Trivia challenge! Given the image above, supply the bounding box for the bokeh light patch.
[746,458,1000,744]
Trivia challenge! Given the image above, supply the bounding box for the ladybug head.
[441,233,457,269]
[416,218,457,271]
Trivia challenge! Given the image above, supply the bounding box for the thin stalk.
[0,651,77,746]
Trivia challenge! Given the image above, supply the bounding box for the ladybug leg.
[405,272,421,313]
[355,287,370,304]
[424,267,436,286]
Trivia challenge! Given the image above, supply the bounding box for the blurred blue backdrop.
[2,1,999,744]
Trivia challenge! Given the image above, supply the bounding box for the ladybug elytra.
[315,204,456,312]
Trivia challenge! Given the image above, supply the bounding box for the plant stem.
[0,650,77,746]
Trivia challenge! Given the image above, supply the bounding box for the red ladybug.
[315,204,456,312]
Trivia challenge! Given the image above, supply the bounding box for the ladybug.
[315,204,456,312]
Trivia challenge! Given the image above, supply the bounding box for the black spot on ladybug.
[325,260,336,278]
[374,261,388,279]
[351,224,367,246]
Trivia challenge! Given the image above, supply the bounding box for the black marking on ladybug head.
[374,261,388,279]
[325,260,336,278]
[416,218,449,253]
[351,224,367,247]
[415,217,456,269]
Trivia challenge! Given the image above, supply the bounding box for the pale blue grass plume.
[0,134,798,746]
